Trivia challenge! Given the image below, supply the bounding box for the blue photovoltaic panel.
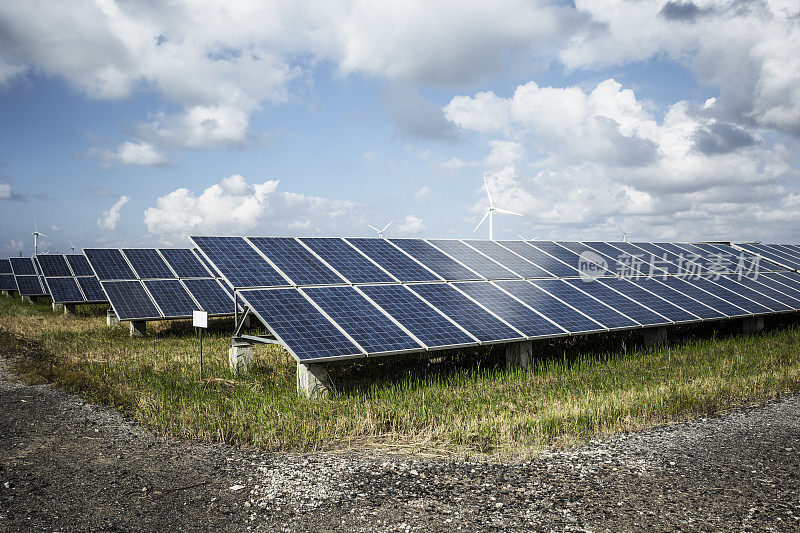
[465,240,552,278]
[390,239,479,281]
[122,249,175,279]
[16,275,46,296]
[76,276,107,302]
[0,274,17,291]
[428,240,519,279]
[0,259,11,274]
[347,238,440,282]
[497,241,579,278]
[627,243,687,276]
[528,242,614,277]
[749,273,800,304]
[143,279,198,318]
[407,283,523,342]
[564,279,668,326]
[494,280,603,333]
[679,277,771,315]
[10,257,37,276]
[304,286,422,354]
[531,279,639,329]
[65,254,94,276]
[584,242,651,277]
[773,245,800,261]
[183,278,234,315]
[248,237,344,286]
[358,284,476,348]
[101,281,161,321]
[738,243,799,269]
[653,276,750,317]
[300,238,395,284]
[560,242,624,274]
[47,277,85,303]
[709,275,791,312]
[733,276,800,309]
[84,249,137,281]
[195,249,219,276]
[597,278,700,323]
[453,282,566,337]
[159,248,211,278]
[36,255,72,277]
[240,288,362,361]
[626,277,725,319]
[191,236,289,288]
[698,243,783,272]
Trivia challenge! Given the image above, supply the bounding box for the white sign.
[193,310,208,328]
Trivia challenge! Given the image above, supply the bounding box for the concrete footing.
[21,295,33,304]
[129,320,146,337]
[64,303,76,316]
[505,340,533,370]
[228,345,253,373]
[2,290,8,297]
[742,316,765,334]
[643,326,668,347]
[106,310,120,327]
[297,363,330,398]
[52,302,64,312]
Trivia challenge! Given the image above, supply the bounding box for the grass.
[1,295,800,457]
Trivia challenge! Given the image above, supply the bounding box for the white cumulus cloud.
[88,141,169,168]
[396,214,424,234]
[97,195,130,230]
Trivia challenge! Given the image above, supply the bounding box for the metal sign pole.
[193,310,208,380]
[199,327,203,377]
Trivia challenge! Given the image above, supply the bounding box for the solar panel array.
[84,248,235,321]
[191,237,800,363]
[9,257,48,297]
[0,258,17,292]
[733,243,800,272]
[35,254,108,304]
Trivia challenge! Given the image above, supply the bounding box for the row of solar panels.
[734,243,800,272]
[191,237,786,290]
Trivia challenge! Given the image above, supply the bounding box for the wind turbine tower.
[368,220,393,238]
[473,177,522,240]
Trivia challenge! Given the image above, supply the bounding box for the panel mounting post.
[297,362,330,398]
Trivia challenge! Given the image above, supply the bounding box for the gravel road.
[1,355,799,532]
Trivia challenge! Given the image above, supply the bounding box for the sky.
[1,0,799,255]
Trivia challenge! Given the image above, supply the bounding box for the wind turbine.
[33,220,47,255]
[615,221,630,242]
[473,177,522,240]
[368,220,393,238]
[69,240,76,253]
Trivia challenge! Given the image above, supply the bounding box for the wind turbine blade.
[483,176,493,207]
[368,225,380,232]
[473,211,490,234]
[494,208,523,216]
[39,233,47,238]
[382,220,393,232]
[615,221,624,232]
[34,219,38,232]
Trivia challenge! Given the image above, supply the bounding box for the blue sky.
[1,1,799,254]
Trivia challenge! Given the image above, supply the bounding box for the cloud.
[143,174,361,244]
[3,240,24,254]
[0,182,24,201]
[396,214,424,234]
[380,86,459,141]
[414,186,430,201]
[97,195,130,230]
[659,1,711,22]
[88,141,169,168]
[83,185,116,198]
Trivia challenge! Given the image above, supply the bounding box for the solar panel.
[497,241,580,277]
[696,243,783,272]
[143,279,198,318]
[625,277,724,319]
[159,248,211,278]
[240,288,363,361]
[16,275,47,296]
[465,240,552,278]
[84,249,137,281]
[194,249,219,276]
[407,283,523,342]
[358,284,476,348]
[101,281,162,321]
[453,282,566,337]
[494,280,604,333]
[773,245,800,261]
[730,276,800,309]
[530,279,639,329]
[707,276,790,312]
[390,239,479,281]
[46,277,85,303]
[300,238,395,284]
[347,238,440,282]
[122,249,176,279]
[528,242,614,277]
[248,237,344,286]
[10,257,37,276]
[652,276,750,317]
[564,279,669,326]
[428,240,519,279]
[191,236,289,288]
[76,276,107,302]
[65,254,94,276]
[0,259,11,274]
[35,255,72,277]
[183,278,235,315]
[0,274,17,291]
[303,286,422,354]
[561,242,625,274]
[749,273,800,304]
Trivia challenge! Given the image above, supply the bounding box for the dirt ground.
[1,355,799,532]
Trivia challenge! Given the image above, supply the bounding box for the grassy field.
[1,295,800,457]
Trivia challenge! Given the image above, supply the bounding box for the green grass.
[2,295,800,457]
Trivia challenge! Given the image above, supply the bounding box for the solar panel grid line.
[531,241,616,278]
[142,279,203,318]
[754,245,800,269]
[446,282,531,340]
[45,277,86,304]
[624,276,725,320]
[524,280,612,331]
[293,238,359,285]
[121,248,177,280]
[567,278,673,326]
[494,241,562,277]
[190,236,290,289]
[463,240,553,279]
[653,276,753,318]
[243,237,320,287]
[555,279,646,328]
[0,259,11,274]
[65,254,95,277]
[0,273,17,292]
[524,241,590,278]
[486,281,571,335]
[35,254,73,277]
[703,243,784,272]
[248,237,348,287]
[426,239,519,280]
[770,245,800,262]
[781,245,800,258]
[16,275,47,296]
[10,257,37,276]
[666,242,737,275]
[84,248,138,281]
[157,248,213,278]
[389,239,480,281]
[560,242,624,276]
[345,238,444,282]
[423,239,493,280]
[708,274,792,311]
[76,276,107,302]
[774,272,800,293]
[456,240,527,279]
[352,285,431,349]
[750,273,800,305]
[295,288,369,355]
[610,242,681,277]
[646,243,714,275]
[597,277,702,323]
[726,274,800,310]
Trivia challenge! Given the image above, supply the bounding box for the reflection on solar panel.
[346,238,440,282]
[159,249,212,278]
[84,249,137,280]
[300,238,395,284]
[241,288,363,361]
[191,236,289,288]
[182,278,234,315]
[498,241,579,277]
[249,237,344,285]
[494,280,603,334]
[46,277,84,303]
[428,240,518,279]
[101,281,161,321]
[390,239,478,281]
[653,276,750,318]
[529,242,614,277]
[465,240,552,278]
[710,276,790,312]
[626,277,724,320]
[303,286,422,354]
